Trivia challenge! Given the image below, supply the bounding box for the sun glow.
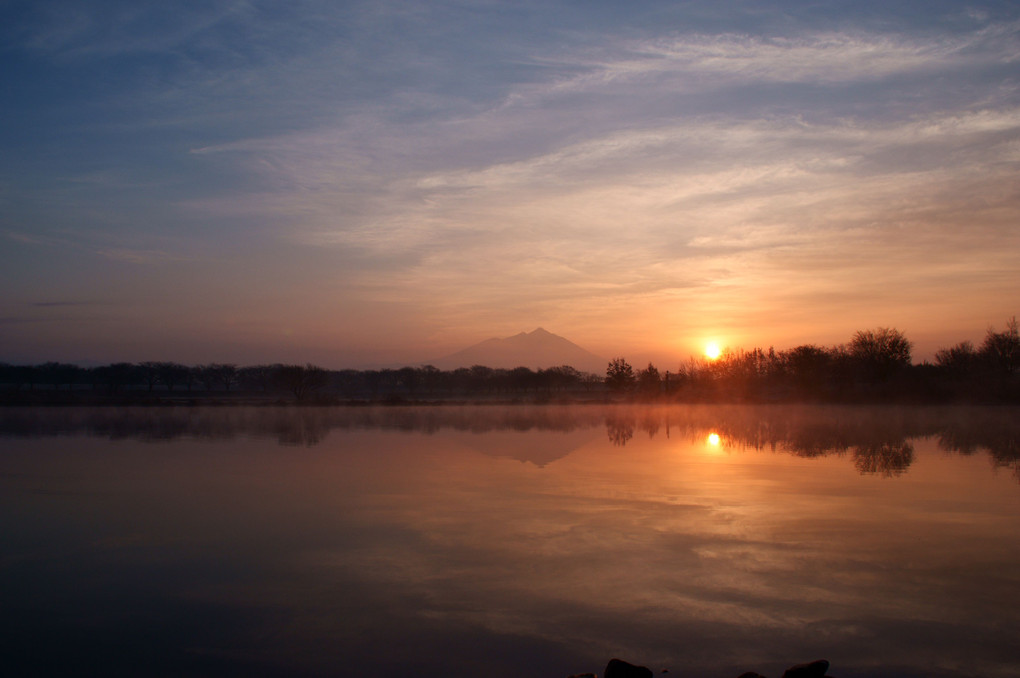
[707,432,721,446]
[705,343,722,360]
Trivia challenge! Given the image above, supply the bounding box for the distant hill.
[429,328,607,373]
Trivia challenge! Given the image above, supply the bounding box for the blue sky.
[2,1,1019,367]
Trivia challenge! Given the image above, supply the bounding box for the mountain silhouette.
[448,428,602,467]
[430,328,606,373]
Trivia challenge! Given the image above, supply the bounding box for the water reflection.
[0,405,607,446]
[605,413,634,447]
[3,405,1017,481]
[852,441,914,477]
[2,405,1020,677]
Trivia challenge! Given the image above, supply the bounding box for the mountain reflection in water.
[1,405,1019,678]
[2,404,1017,480]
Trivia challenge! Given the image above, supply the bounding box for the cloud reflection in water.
[1,405,1019,677]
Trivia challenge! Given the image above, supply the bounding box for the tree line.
[0,361,602,403]
[1,318,1017,404]
[605,319,1019,403]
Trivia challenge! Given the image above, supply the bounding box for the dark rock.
[736,673,767,678]
[604,658,654,678]
[782,660,829,678]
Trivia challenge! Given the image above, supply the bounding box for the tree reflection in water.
[852,441,914,477]
[605,414,635,447]
[1,404,1018,481]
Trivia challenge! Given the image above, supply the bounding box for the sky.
[1,0,1018,369]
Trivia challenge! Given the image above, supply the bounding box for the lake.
[1,405,1018,678]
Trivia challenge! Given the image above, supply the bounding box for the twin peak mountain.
[430,328,606,374]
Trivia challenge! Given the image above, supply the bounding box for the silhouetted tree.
[935,341,979,377]
[332,369,362,398]
[636,362,661,396]
[419,365,441,396]
[214,363,238,391]
[779,345,833,395]
[507,366,535,392]
[4,364,39,391]
[980,316,1019,375]
[239,365,274,392]
[581,371,603,392]
[466,365,495,393]
[674,357,702,389]
[40,362,82,390]
[156,362,188,391]
[396,367,421,397]
[848,328,912,382]
[138,361,162,392]
[194,365,216,391]
[447,367,470,395]
[96,363,137,393]
[180,365,199,392]
[375,369,401,398]
[196,363,237,391]
[605,357,635,394]
[544,365,582,392]
[274,364,329,401]
[354,369,378,397]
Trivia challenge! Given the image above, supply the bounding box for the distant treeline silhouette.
[2,319,1017,404]
[610,320,1019,403]
[0,361,601,404]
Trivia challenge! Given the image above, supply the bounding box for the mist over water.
[2,405,1018,677]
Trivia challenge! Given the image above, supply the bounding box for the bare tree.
[980,316,1019,375]
[239,365,274,392]
[848,328,912,381]
[935,341,979,377]
[156,362,188,391]
[273,364,329,401]
[137,362,161,392]
[216,364,238,392]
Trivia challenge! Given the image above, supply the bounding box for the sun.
[704,342,722,360]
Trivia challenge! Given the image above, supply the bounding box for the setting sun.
[705,343,722,360]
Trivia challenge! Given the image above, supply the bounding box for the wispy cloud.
[172,16,1020,359]
[3,230,73,247]
[95,248,191,264]
[623,29,1018,84]
[32,301,92,308]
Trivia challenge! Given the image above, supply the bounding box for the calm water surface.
[1,405,1018,678]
